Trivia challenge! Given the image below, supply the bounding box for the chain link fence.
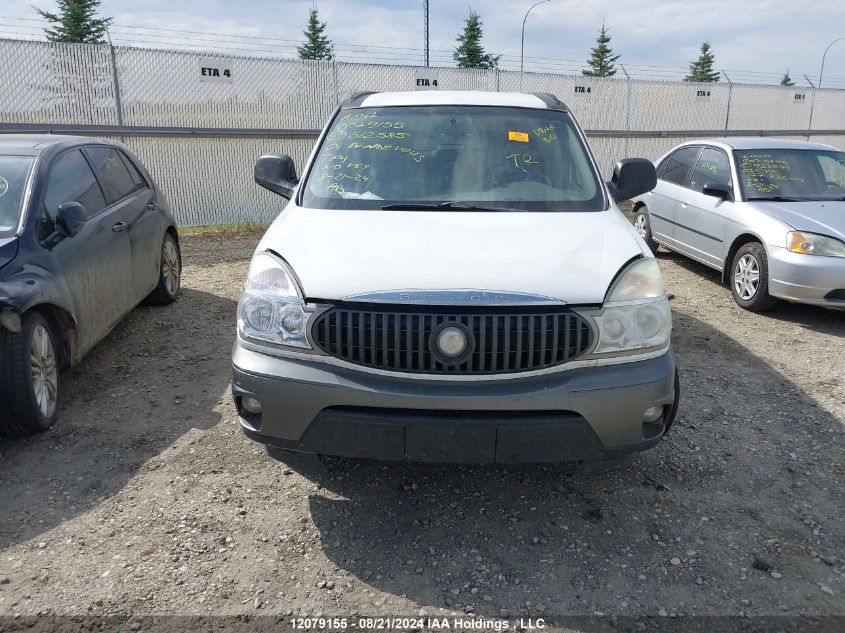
[1,38,844,226]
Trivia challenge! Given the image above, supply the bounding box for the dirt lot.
[1,230,843,630]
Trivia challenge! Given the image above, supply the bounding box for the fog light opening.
[241,396,263,415]
[642,405,664,424]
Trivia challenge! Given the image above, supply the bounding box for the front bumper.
[231,343,678,464]
[768,246,845,309]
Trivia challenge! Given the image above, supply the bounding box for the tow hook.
[0,308,22,333]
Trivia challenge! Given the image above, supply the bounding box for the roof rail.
[532,93,568,111]
[341,91,378,108]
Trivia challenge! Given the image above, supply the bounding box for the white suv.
[232,90,679,465]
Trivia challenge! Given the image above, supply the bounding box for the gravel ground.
[0,230,843,630]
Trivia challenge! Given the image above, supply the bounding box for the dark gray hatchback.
[0,135,181,437]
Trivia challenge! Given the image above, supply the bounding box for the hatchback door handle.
[112,221,128,232]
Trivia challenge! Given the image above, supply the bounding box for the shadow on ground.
[0,288,237,549]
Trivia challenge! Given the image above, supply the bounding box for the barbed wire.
[1,15,842,88]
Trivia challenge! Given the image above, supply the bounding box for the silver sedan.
[631,138,845,311]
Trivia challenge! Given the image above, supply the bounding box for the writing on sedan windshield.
[739,153,804,195]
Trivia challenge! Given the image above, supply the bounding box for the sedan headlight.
[786,231,845,257]
[577,258,672,358]
[237,252,312,348]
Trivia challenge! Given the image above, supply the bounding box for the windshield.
[0,156,34,238]
[301,105,604,212]
[736,148,845,201]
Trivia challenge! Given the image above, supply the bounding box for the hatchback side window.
[661,147,701,187]
[689,148,732,193]
[85,146,140,203]
[119,152,149,191]
[43,149,107,226]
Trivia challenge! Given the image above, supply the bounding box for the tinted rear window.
[662,147,701,186]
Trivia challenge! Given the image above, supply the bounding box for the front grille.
[311,305,594,375]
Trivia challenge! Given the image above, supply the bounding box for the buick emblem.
[436,326,468,358]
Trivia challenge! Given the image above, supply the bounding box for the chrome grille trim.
[311,305,594,375]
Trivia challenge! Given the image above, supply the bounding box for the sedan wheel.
[634,214,648,238]
[633,206,659,254]
[733,253,760,300]
[729,242,779,312]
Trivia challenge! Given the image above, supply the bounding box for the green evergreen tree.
[297,8,333,60]
[35,0,112,44]
[780,69,795,86]
[453,11,499,69]
[582,23,620,77]
[685,42,720,82]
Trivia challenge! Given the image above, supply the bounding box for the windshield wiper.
[381,201,523,212]
[746,196,810,202]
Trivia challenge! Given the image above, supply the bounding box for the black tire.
[729,242,779,312]
[633,205,660,254]
[145,232,181,305]
[0,312,61,437]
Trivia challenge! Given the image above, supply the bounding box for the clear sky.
[4,0,845,85]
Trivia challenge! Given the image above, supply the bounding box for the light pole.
[520,0,551,85]
[818,36,845,88]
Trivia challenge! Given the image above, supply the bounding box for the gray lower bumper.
[231,344,678,464]
[768,246,845,308]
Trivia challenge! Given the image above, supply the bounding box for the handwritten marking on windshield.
[506,153,540,168]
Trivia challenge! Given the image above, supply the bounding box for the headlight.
[576,258,672,358]
[237,252,312,348]
[786,231,845,257]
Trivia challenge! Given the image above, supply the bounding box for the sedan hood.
[754,200,845,241]
[0,237,18,271]
[257,206,644,305]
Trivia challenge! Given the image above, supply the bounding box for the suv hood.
[753,200,845,241]
[257,206,644,305]
[0,237,18,271]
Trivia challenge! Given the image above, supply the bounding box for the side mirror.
[702,182,734,201]
[255,154,298,200]
[607,158,657,203]
[56,202,87,238]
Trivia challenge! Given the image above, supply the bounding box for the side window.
[85,146,140,203]
[661,147,701,187]
[43,149,106,224]
[119,151,149,191]
[689,148,732,193]
[818,155,845,189]
[656,156,670,178]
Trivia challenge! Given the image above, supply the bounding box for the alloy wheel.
[734,253,760,301]
[30,323,58,418]
[162,239,180,295]
[634,213,648,238]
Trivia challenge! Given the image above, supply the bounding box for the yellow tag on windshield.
[508,131,529,143]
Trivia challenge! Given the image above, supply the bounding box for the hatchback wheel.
[145,233,181,305]
[633,206,659,254]
[0,312,61,437]
[730,242,779,312]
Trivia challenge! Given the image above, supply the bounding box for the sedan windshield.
[736,148,845,201]
[301,106,605,212]
[0,156,34,238]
